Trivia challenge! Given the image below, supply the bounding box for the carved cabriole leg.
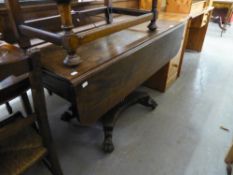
[148,0,158,31]
[102,91,157,153]
[56,1,81,66]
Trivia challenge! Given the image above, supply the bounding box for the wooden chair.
[0,29,31,116]
[1,74,32,116]
[0,42,63,175]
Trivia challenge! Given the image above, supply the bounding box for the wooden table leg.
[61,105,77,122]
[102,91,157,153]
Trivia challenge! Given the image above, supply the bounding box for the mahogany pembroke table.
[38,13,188,153]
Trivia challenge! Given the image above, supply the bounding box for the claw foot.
[139,96,158,110]
[102,138,114,153]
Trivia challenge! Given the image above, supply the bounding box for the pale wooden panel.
[190,0,206,14]
[139,0,162,11]
[166,0,192,13]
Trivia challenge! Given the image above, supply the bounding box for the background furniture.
[140,0,213,92]
[0,42,63,175]
[212,0,233,35]
[6,0,158,66]
[0,0,140,43]
[0,40,32,117]
[0,75,32,115]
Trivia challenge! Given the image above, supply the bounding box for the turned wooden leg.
[102,91,157,153]
[148,0,158,31]
[5,102,13,114]
[104,0,113,24]
[21,92,38,130]
[61,105,76,122]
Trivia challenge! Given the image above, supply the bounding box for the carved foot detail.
[102,125,114,153]
[138,96,158,110]
[102,90,157,153]
[103,137,114,153]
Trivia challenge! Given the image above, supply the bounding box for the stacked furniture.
[0,42,63,175]
[212,0,233,35]
[5,0,188,153]
[140,0,214,92]
[0,32,31,116]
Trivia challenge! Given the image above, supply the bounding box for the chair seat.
[0,112,36,141]
[0,126,47,175]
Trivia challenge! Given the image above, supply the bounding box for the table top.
[40,12,188,85]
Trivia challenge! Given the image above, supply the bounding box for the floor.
[1,22,233,175]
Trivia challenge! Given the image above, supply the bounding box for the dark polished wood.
[102,91,157,153]
[39,15,187,151]
[0,42,32,117]
[40,15,187,124]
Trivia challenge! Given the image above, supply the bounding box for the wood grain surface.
[40,14,188,125]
